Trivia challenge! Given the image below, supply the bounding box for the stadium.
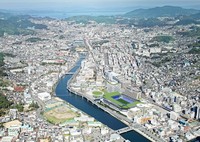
[103,92,140,110]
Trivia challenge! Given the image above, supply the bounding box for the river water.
[55,56,150,142]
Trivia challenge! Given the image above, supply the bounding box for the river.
[55,56,150,142]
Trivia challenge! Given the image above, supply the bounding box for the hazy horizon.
[0,0,200,11]
[0,0,200,18]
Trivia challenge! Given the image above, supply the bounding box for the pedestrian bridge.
[65,72,74,75]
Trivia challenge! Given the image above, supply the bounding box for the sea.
[9,10,127,19]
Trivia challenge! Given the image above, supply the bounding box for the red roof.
[14,86,25,92]
[184,126,190,132]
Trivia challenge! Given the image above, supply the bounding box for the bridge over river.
[65,72,74,75]
[115,124,165,142]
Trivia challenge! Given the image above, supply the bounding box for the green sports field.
[117,98,130,105]
[103,91,140,109]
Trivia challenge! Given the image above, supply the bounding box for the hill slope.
[0,13,47,37]
[190,12,200,19]
[124,6,199,18]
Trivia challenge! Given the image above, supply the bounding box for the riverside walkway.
[68,87,133,124]
[68,87,166,142]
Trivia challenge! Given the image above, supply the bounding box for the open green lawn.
[103,91,140,109]
[126,101,141,108]
[92,91,103,96]
[92,91,103,98]
[44,115,67,124]
[104,91,120,97]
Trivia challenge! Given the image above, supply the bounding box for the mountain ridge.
[124,6,200,18]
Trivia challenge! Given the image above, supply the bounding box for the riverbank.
[54,55,153,142]
[68,87,162,142]
[58,55,157,141]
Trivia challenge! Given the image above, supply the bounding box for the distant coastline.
[0,10,127,19]
[1,5,200,19]
[29,11,125,19]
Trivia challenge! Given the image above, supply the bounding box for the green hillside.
[0,15,47,37]
[66,15,116,24]
[124,6,199,18]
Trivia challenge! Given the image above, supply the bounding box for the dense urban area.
[0,6,200,142]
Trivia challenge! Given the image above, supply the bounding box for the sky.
[0,0,199,11]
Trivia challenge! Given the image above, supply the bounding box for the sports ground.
[103,91,140,109]
[44,105,79,124]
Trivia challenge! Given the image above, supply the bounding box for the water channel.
[55,56,150,142]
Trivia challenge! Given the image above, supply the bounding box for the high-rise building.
[196,106,200,120]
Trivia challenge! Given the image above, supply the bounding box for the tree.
[13,103,24,112]
[29,101,39,109]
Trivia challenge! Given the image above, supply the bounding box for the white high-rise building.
[196,106,200,120]
[191,111,195,119]
[173,104,182,113]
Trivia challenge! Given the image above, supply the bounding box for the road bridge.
[115,126,134,134]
